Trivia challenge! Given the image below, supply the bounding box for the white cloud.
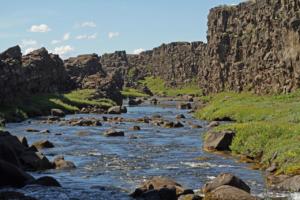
[51,40,60,44]
[29,24,51,33]
[24,47,38,55]
[79,21,96,28]
[76,33,97,40]
[21,39,37,47]
[133,48,144,54]
[108,32,119,39]
[63,33,70,41]
[52,45,74,56]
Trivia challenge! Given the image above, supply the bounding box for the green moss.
[196,91,300,175]
[140,76,202,97]
[121,88,149,98]
[0,89,116,122]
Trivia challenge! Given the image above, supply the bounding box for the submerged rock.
[104,129,125,137]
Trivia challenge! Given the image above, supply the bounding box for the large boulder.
[275,175,300,192]
[203,173,251,194]
[0,159,34,188]
[204,131,235,151]
[20,151,54,171]
[131,177,191,199]
[204,185,257,200]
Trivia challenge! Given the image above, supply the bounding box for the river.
[3,99,298,199]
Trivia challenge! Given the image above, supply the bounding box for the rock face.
[0,47,69,105]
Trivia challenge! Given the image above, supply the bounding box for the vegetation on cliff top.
[140,76,202,97]
[0,89,115,123]
[196,91,300,175]
[121,88,149,98]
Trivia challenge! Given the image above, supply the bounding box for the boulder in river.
[53,155,76,170]
[176,102,192,110]
[20,151,54,171]
[31,176,61,187]
[129,126,141,131]
[204,131,235,151]
[202,173,251,194]
[104,129,125,137]
[129,98,143,106]
[131,177,191,199]
[32,140,54,149]
[204,185,257,200]
[50,108,66,117]
[0,191,37,200]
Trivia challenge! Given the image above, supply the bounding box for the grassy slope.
[140,76,202,97]
[195,91,300,175]
[0,89,115,122]
[121,88,149,98]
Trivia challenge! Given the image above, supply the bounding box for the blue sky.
[0,0,242,58]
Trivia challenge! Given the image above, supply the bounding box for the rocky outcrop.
[198,0,300,94]
[0,46,69,105]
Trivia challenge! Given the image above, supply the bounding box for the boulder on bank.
[50,108,66,117]
[204,185,257,200]
[107,106,127,114]
[104,129,125,137]
[0,159,34,188]
[206,121,220,128]
[202,173,251,194]
[129,98,143,106]
[275,175,300,192]
[131,177,191,199]
[204,131,235,151]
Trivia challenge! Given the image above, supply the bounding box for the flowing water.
[3,100,299,199]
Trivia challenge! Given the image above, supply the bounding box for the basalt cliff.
[1,0,300,105]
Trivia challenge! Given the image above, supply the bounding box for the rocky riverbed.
[1,99,299,200]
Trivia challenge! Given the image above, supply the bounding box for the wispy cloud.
[133,48,144,54]
[29,24,51,32]
[77,21,97,28]
[108,32,119,39]
[51,33,71,45]
[52,45,74,57]
[63,33,70,41]
[76,33,97,40]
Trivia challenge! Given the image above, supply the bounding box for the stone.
[0,191,37,200]
[131,177,187,198]
[20,151,54,171]
[26,128,40,133]
[179,194,202,200]
[50,108,66,117]
[275,175,300,192]
[177,103,192,110]
[129,126,141,131]
[108,106,126,114]
[129,98,143,106]
[32,140,54,149]
[203,173,251,194]
[150,98,158,105]
[204,185,257,200]
[0,159,34,188]
[32,176,61,187]
[17,136,29,148]
[176,114,186,119]
[204,131,235,151]
[104,129,125,137]
[53,156,76,170]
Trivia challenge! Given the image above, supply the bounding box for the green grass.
[195,91,300,175]
[140,76,202,97]
[121,88,149,98]
[0,89,116,123]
